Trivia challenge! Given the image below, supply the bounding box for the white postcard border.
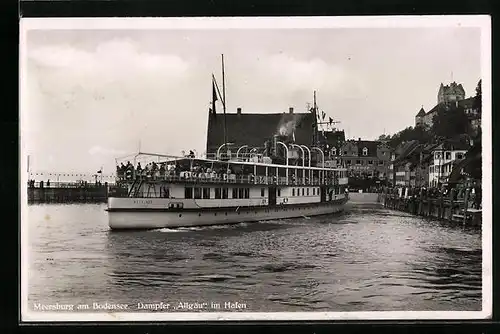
[19,15,492,322]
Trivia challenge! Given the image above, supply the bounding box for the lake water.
[26,202,482,313]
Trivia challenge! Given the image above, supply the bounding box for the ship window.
[356,160,361,165]
[379,160,384,165]
[277,188,281,197]
[362,147,368,156]
[261,188,265,197]
[194,187,202,199]
[312,188,315,195]
[238,188,244,199]
[445,152,451,160]
[318,187,320,194]
[343,151,347,155]
[331,147,337,155]
[215,188,221,199]
[232,188,238,199]
[368,160,373,165]
[185,187,193,199]
[222,187,228,199]
[202,188,210,199]
[244,188,250,199]
[302,188,305,196]
[292,188,295,196]
[456,153,464,159]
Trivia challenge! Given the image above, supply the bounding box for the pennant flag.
[329,117,333,125]
[292,130,296,142]
[322,111,326,120]
[97,169,102,174]
[212,76,218,117]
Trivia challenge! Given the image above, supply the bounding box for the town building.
[390,141,440,187]
[326,138,392,180]
[428,141,468,187]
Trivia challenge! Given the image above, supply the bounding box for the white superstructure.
[107,150,349,230]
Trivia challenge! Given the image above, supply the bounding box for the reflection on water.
[27,203,481,311]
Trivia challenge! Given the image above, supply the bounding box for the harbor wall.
[28,186,108,204]
[347,192,381,204]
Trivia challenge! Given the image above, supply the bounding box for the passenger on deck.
[189,150,195,158]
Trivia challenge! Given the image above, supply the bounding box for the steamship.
[106,56,349,230]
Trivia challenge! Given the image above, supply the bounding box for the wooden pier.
[379,189,481,227]
[27,181,126,204]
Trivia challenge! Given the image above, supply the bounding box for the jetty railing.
[379,186,482,227]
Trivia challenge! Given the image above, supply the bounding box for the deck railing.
[114,172,343,187]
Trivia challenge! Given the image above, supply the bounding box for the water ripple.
[27,203,482,312]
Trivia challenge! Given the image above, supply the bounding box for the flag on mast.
[211,75,218,117]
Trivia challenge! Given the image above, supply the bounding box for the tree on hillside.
[430,105,471,139]
[386,125,431,149]
[473,79,482,111]
[377,134,391,141]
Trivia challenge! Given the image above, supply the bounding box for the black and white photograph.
[20,16,491,321]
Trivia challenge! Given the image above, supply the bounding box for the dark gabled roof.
[392,140,419,165]
[416,107,426,117]
[206,111,315,153]
[425,97,477,116]
[425,102,447,116]
[356,140,379,157]
[340,140,380,157]
[458,97,475,109]
[320,130,345,149]
[432,139,470,152]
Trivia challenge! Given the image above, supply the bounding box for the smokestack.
[289,107,294,114]
[237,107,242,115]
[272,135,278,156]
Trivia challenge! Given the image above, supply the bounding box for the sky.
[21,20,482,177]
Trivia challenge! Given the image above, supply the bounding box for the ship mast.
[222,54,227,153]
[313,90,318,146]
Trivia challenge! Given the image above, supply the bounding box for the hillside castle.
[415,82,479,129]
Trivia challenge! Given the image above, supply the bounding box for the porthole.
[238,212,240,215]
[179,214,182,217]
[214,213,217,216]
[225,212,227,216]
[198,213,201,217]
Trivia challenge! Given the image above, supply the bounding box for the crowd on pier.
[380,183,482,209]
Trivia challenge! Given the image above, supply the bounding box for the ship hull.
[107,198,348,230]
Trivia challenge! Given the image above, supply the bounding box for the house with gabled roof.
[327,138,393,180]
[206,106,315,157]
